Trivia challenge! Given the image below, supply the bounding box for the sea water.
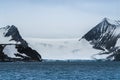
[0,61,120,80]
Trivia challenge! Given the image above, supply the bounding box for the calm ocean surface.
[0,61,120,80]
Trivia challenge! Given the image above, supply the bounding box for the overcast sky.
[0,0,119,38]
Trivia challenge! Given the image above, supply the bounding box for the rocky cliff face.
[80,18,120,61]
[0,25,42,62]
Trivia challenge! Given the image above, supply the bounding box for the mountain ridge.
[80,18,120,61]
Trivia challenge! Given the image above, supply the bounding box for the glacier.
[25,38,105,60]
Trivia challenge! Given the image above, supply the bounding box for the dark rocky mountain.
[80,18,120,61]
[0,25,42,62]
[4,25,28,46]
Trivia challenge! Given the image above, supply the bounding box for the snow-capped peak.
[102,18,120,26]
[0,25,42,61]
[0,25,28,46]
[79,18,120,61]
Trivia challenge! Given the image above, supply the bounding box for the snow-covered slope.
[0,26,16,44]
[25,38,104,60]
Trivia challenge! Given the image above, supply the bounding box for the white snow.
[104,18,120,25]
[24,38,104,60]
[0,27,16,44]
[116,38,120,47]
[3,45,18,58]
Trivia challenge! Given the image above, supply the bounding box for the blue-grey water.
[0,61,120,80]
